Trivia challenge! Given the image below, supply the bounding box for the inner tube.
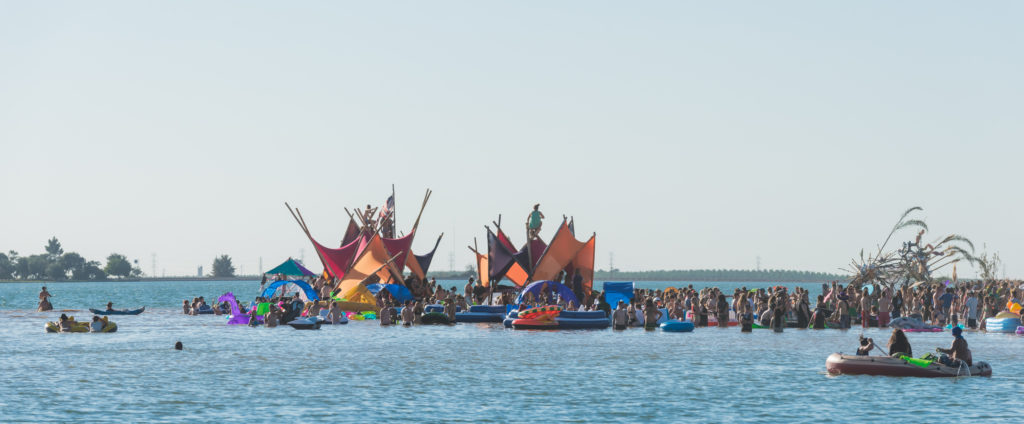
[660,320,695,332]
[512,318,558,330]
[421,312,452,325]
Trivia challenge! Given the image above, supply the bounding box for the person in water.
[739,304,753,332]
[612,300,629,330]
[38,286,53,312]
[937,326,972,367]
[401,300,415,326]
[887,328,912,357]
[643,298,663,330]
[856,336,875,356]
[526,204,544,240]
[174,341,183,350]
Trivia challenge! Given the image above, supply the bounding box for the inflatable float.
[660,320,695,332]
[825,353,991,377]
[89,306,145,316]
[985,312,1021,333]
[686,310,738,326]
[421,312,453,325]
[1016,326,1024,335]
[507,308,610,330]
[455,305,506,323]
[902,327,944,333]
[45,318,117,333]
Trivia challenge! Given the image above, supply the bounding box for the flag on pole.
[379,195,395,218]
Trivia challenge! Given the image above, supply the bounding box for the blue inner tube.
[660,320,695,332]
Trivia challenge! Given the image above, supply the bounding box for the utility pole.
[756,256,761,271]
[609,252,615,279]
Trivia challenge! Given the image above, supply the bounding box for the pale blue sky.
[2,1,1022,277]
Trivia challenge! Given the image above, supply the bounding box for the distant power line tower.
[151,253,156,277]
[609,252,615,278]
[757,256,761,271]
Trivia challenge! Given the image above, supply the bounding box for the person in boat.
[739,303,754,332]
[106,302,115,312]
[887,328,912,357]
[58,314,73,332]
[37,286,54,311]
[643,298,663,330]
[936,326,972,367]
[526,204,544,240]
[856,336,875,356]
[90,316,104,332]
[612,300,629,330]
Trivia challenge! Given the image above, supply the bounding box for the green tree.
[104,254,132,278]
[0,252,12,279]
[60,252,86,274]
[46,262,66,280]
[45,237,63,260]
[76,261,107,280]
[27,255,51,279]
[212,255,235,277]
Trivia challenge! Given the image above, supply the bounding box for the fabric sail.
[487,228,517,284]
[381,231,416,274]
[336,234,403,303]
[407,234,443,280]
[532,221,586,281]
[475,252,490,287]
[571,235,596,292]
[311,236,361,279]
[340,218,361,246]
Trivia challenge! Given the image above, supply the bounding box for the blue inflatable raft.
[660,320,695,332]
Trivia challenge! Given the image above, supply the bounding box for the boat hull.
[825,353,990,377]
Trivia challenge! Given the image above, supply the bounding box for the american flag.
[379,195,394,218]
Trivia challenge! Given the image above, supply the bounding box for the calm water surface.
[2,280,1022,423]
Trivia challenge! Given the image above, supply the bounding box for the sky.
[2,1,1022,278]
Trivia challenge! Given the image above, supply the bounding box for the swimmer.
[38,286,54,312]
[174,341,183,350]
[401,300,414,326]
[643,298,663,330]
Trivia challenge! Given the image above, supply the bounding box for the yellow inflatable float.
[45,316,118,333]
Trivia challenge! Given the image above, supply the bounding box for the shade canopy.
[260,280,319,301]
[366,283,414,303]
[514,280,578,306]
[264,258,316,277]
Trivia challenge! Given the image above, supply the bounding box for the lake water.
[2,280,1022,422]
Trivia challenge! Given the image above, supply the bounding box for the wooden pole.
[392,183,397,235]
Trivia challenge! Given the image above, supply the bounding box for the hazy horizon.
[3,2,1022,278]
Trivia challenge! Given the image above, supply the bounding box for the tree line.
[594,268,846,282]
[0,237,141,281]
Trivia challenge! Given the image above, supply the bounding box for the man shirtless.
[38,286,53,312]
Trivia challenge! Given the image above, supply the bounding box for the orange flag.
[475,252,490,287]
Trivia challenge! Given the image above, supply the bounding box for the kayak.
[90,307,145,315]
[825,353,991,377]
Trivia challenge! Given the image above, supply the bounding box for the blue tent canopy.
[603,282,634,306]
[366,283,414,303]
[260,280,319,301]
[514,281,578,306]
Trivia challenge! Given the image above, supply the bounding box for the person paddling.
[937,327,972,367]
